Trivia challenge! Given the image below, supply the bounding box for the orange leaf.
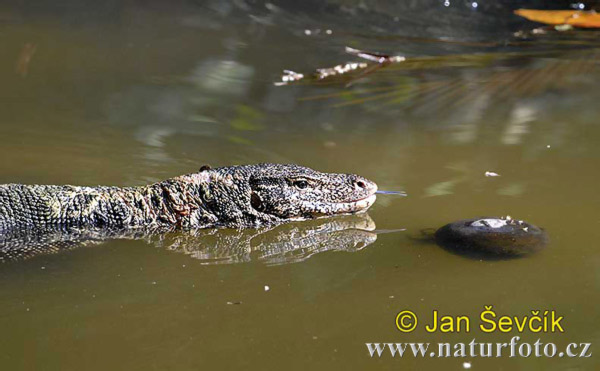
[515,9,600,28]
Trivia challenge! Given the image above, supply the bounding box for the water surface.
[1,1,599,370]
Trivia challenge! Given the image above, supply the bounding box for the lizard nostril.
[356,180,366,189]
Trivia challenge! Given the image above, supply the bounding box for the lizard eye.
[293,180,309,189]
[250,192,264,211]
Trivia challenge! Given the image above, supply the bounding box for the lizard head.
[191,163,377,227]
[244,163,377,221]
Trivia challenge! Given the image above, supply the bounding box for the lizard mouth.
[307,193,377,218]
[332,194,377,214]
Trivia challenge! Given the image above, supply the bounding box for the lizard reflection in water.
[0,214,379,265]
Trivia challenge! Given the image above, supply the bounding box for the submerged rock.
[434,216,547,258]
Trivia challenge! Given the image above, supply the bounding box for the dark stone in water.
[434,217,547,258]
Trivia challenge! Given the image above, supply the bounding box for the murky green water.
[1,1,600,370]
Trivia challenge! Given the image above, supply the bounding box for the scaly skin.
[0,163,377,233]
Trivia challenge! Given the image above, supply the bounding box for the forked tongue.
[375,190,407,196]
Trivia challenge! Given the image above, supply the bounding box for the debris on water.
[471,218,508,228]
[547,145,551,148]
[435,216,548,258]
[555,24,574,31]
[227,301,243,305]
[316,61,368,80]
[514,9,600,28]
[485,171,500,177]
[274,70,304,86]
[264,285,270,292]
[345,47,406,64]
[513,27,547,39]
[275,47,405,86]
[463,362,472,369]
[375,190,407,196]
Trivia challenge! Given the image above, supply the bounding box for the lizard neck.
[60,176,218,230]
[146,174,219,229]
